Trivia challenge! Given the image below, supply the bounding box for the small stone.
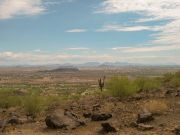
[130,122,138,128]
[137,124,154,131]
[137,112,154,123]
[174,126,180,135]
[91,113,112,121]
[0,120,7,132]
[83,112,92,118]
[8,116,20,125]
[92,104,101,111]
[101,122,117,133]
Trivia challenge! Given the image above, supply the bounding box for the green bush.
[170,77,180,87]
[163,71,180,87]
[106,76,139,97]
[0,88,22,108]
[163,73,174,82]
[22,95,44,117]
[135,77,161,91]
[175,71,180,78]
[0,96,21,108]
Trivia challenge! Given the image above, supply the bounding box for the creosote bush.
[106,76,162,97]
[135,77,161,91]
[106,76,139,97]
[23,95,44,118]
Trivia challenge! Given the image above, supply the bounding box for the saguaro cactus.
[98,76,106,92]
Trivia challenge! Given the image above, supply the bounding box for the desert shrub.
[106,76,139,97]
[171,77,180,87]
[0,88,22,108]
[163,73,174,82]
[144,100,168,114]
[0,96,21,108]
[163,71,180,87]
[0,88,16,96]
[22,95,45,117]
[135,77,161,91]
[175,71,180,77]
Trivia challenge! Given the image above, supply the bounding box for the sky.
[0,0,180,65]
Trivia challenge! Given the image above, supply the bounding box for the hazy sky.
[0,0,180,65]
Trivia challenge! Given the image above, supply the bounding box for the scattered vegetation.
[0,70,179,113]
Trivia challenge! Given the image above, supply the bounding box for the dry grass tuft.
[144,100,168,114]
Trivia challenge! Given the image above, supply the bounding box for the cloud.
[0,51,114,65]
[0,0,75,20]
[66,29,87,33]
[66,47,90,50]
[34,49,41,52]
[0,51,180,65]
[97,24,161,32]
[112,44,180,53]
[0,0,47,19]
[97,0,180,46]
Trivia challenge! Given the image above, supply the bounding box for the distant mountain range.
[57,62,180,68]
[1,62,180,69]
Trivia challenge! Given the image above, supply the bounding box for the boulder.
[101,122,117,133]
[45,115,68,129]
[91,113,112,121]
[45,109,85,130]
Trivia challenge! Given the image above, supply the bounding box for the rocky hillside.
[0,86,179,135]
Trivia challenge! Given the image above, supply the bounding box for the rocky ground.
[0,87,179,135]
